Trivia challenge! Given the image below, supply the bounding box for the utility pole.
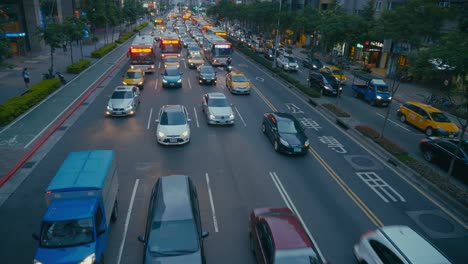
[272,0,282,68]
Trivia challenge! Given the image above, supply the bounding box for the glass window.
[148,219,199,255]
[275,248,320,264]
[438,141,457,154]
[165,57,179,63]
[429,112,451,122]
[126,71,142,78]
[160,111,187,125]
[40,218,94,248]
[277,120,301,133]
[232,75,248,82]
[111,91,133,99]
[165,68,180,76]
[369,240,403,264]
[208,98,229,107]
[376,85,389,93]
[95,208,103,228]
[201,67,215,73]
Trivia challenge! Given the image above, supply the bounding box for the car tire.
[261,123,266,134]
[274,141,279,152]
[425,127,433,136]
[423,150,434,162]
[400,114,406,123]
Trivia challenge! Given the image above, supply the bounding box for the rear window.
[148,219,199,255]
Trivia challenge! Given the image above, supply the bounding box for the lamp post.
[272,0,282,68]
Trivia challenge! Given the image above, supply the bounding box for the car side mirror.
[187,118,192,122]
[155,119,159,123]
[202,231,209,238]
[138,235,145,243]
[32,233,39,241]
[98,228,106,236]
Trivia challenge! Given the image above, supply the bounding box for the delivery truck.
[351,73,392,107]
[33,150,119,264]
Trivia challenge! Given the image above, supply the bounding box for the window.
[387,1,393,10]
[95,207,103,228]
[375,1,382,11]
[369,240,403,264]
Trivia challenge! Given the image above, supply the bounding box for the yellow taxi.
[163,56,180,69]
[226,71,251,94]
[320,65,347,84]
[187,54,204,69]
[397,101,459,137]
[122,67,145,89]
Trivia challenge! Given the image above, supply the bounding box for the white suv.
[276,55,299,72]
[156,105,191,145]
[354,225,452,264]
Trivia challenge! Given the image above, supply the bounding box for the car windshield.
[40,218,94,248]
[376,85,389,93]
[332,69,344,75]
[430,112,451,122]
[112,90,133,99]
[232,75,248,82]
[191,55,203,60]
[275,248,321,264]
[125,71,142,78]
[190,47,201,52]
[208,98,230,107]
[201,67,214,74]
[165,57,179,63]
[165,68,180,76]
[148,219,199,256]
[285,57,296,63]
[160,110,186,125]
[277,120,300,133]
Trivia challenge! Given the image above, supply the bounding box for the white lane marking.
[146,108,153,130]
[255,77,264,82]
[356,172,406,203]
[270,172,326,263]
[117,179,139,264]
[184,61,187,69]
[158,62,161,69]
[188,78,192,89]
[234,107,247,127]
[205,173,219,232]
[154,79,158,90]
[376,113,410,132]
[193,107,200,128]
[286,103,304,114]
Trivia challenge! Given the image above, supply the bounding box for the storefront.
[0,1,28,56]
[363,40,383,67]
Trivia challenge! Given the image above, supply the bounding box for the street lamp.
[272,0,282,68]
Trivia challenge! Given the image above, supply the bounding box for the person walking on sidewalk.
[22,68,30,91]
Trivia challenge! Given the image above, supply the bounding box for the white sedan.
[156,105,191,145]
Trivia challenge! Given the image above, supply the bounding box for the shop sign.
[0,32,26,38]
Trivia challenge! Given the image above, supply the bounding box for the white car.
[202,93,235,125]
[156,105,191,145]
[106,86,140,116]
[354,225,452,264]
[276,55,299,72]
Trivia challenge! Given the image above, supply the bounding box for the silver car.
[354,225,452,264]
[202,93,235,125]
[156,105,191,145]
[106,86,140,116]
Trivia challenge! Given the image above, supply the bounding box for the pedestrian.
[62,43,67,52]
[22,67,30,91]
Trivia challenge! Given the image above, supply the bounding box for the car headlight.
[138,81,143,85]
[122,81,127,85]
[107,102,112,110]
[162,79,168,83]
[33,260,43,264]
[177,79,182,83]
[304,140,310,148]
[126,103,133,110]
[376,96,382,99]
[181,131,189,137]
[323,85,332,90]
[209,114,215,120]
[229,113,234,119]
[388,96,392,100]
[279,138,289,147]
[335,78,340,82]
[79,253,95,264]
[158,131,165,138]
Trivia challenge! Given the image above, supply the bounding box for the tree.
[0,25,11,64]
[36,18,64,76]
[62,16,86,63]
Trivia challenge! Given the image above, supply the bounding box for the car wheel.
[261,123,266,134]
[400,114,406,123]
[274,141,279,152]
[423,150,434,162]
[425,127,433,136]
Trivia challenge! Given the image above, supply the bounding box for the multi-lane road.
[0,29,467,264]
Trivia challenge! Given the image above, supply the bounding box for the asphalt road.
[0,34,466,264]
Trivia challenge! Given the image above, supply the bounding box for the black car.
[138,175,209,263]
[263,48,275,60]
[308,71,340,96]
[420,137,468,180]
[261,112,309,155]
[322,72,342,95]
[197,65,217,85]
[302,57,323,70]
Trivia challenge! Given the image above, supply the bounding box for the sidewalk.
[0,28,124,105]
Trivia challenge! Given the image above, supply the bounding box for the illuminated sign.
[131,48,152,53]
[162,40,180,44]
[215,44,231,49]
[215,32,227,37]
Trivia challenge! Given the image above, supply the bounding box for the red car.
[249,207,324,264]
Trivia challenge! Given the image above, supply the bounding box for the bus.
[206,27,227,38]
[160,31,182,59]
[202,35,233,66]
[198,20,213,34]
[128,35,157,72]
[154,18,164,27]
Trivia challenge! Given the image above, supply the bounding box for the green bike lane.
[0,37,134,182]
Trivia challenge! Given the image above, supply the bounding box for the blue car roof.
[43,198,97,221]
[47,150,114,192]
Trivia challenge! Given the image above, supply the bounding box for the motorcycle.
[42,69,55,80]
[399,74,413,83]
[56,72,67,84]
[226,64,233,73]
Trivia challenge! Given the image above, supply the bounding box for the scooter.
[226,64,233,73]
[56,72,67,84]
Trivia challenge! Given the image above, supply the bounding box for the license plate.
[170,138,177,143]
[294,148,301,153]
[170,83,174,86]
[115,112,122,115]
[449,134,454,138]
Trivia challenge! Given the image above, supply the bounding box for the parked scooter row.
[42,70,67,85]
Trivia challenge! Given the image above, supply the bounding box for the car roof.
[207,92,226,99]
[379,226,451,264]
[271,112,296,122]
[162,104,184,112]
[114,85,135,92]
[153,175,193,221]
[405,101,443,112]
[259,208,312,250]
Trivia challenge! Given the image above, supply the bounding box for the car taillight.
[420,138,427,144]
[360,230,375,240]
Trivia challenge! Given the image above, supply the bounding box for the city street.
[0,32,467,264]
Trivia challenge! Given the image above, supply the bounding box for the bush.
[91,42,117,58]
[115,32,134,44]
[355,124,468,208]
[322,103,351,117]
[66,59,91,74]
[134,22,149,32]
[0,79,62,125]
